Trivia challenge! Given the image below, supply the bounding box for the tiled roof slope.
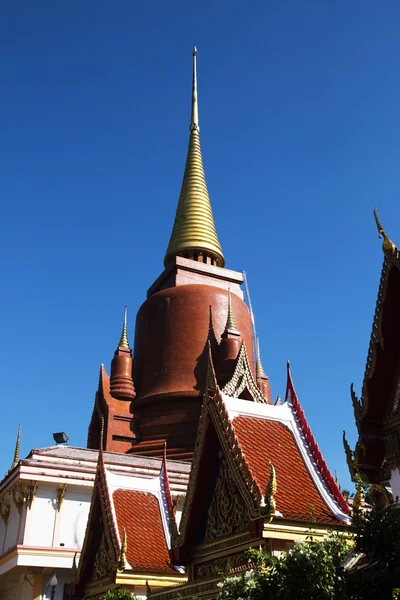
[113,489,176,574]
[232,416,339,525]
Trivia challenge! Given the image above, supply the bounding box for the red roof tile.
[232,416,342,526]
[113,489,176,574]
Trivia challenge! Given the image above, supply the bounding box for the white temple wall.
[24,486,56,547]
[57,489,91,549]
[4,504,19,554]
[390,467,400,502]
[41,569,71,600]
[0,518,6,553]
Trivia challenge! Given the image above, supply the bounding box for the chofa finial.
[374,207,395,256]
[118,306,130,349]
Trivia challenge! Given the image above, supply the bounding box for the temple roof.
[164,48,224,268]
[346,209,400,482]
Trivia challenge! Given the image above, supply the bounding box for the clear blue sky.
[1,1,399,492]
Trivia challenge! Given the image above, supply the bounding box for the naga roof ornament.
[164,48,225,268]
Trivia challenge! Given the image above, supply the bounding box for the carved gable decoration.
[221,342,266,403]
[93,533,116,582]
[203,457,249,544]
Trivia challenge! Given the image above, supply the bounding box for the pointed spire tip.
[193,46,197,56]
[118,306,130,349]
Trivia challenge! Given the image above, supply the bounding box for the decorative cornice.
[221,342,267,403]
[26,482,38,510]
[12,481,26,513]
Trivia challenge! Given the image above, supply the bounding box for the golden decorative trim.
[203,457,249,544]
[71,552,78,584]
[26,482,38,510]
[222,342,267,403]
[264,461,277,516]
[93,534,115,582]
[353,483,364,510]
[56,483,66,512]
[164,48,224,268]
[0,501,10,525]
[117,529,127,572]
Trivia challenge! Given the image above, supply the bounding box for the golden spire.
[374,207,396,256]
[223,289,239,336]
[11,425,21,470]
[164,48,225,268]
[118,306,130,349]
[255,337,266,377]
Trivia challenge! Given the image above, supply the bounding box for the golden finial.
[191,47,199,132]
[164,48,225,268]
[265,461,277,514]
[374,207,396,256]
[118,529,128,571]
[256,337,266,377]
[353,482,365,510]
[11,425,21,470]
[223,289,240,336]
[118,306,130,349]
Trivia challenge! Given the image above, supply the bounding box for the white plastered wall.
[390,468,400,502]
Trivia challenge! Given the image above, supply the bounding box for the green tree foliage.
[216,533,350,600]
[99,587,138,600]
[348,504,400,599]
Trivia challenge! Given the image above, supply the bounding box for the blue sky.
[1,1,400,491]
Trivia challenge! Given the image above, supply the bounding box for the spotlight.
[52,432,69,445]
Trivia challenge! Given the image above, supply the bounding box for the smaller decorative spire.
[255,337,266,377]
[374,207,396,256]
[353,482,365,510]
[223,289,240,337]
[118,306,130,349]
[11,425,21,470]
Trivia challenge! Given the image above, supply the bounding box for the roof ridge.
[285,362,350,515]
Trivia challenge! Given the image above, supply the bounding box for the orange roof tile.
[113,489,176,574]
[232,416,342,525]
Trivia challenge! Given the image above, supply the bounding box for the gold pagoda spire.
[374,207,396,256]
[164,48,225,268]
[255,337,266,377]
[11,425,21,470]
[118,306,130,349]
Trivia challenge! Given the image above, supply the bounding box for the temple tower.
[88,48,271,459]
